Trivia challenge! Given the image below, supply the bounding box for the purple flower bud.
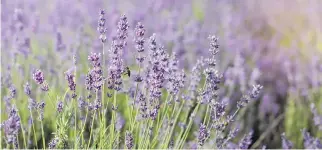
[281,132,293,149]
[24,82,31,96]
[28,98,37,110]
[3,107,20,145]
[125,131,134,149]
[302,129,322,149]
[41,81,49,92]
[9,86,16,99]
[65,72,76,91]
[48,137,59,149]
[33,69,44,84]
[97,10,107,43]
[238,130,253,149]
[208,35,220,56]
[134,22,145,53]
[57,101,63,113]
[198,123,210,147]
[250,84,263,99]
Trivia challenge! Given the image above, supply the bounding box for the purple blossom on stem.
[198,123,210,147]
[2,107,20,145]
[33,69,44,84]
[24,82,31,97]
[302,129,322,149]
[125,131,134,149]
[28,98,37,110]
[86,52,104,91]
[9,86,16,99]
[97,10,107,43]
[281,132,293,149]
[57,101,63,113]
[37,101,45,120]
[310,103,322,130]
[41,81,49,92]
[187,58,204,100]
[65,71,77,98]
[237,84,263,108]
[137,92,148,119]
[55,31,66,51]
[238,130,253,149]
[48,137,59,149]
[107,15,129,91]
[167,53,186,96]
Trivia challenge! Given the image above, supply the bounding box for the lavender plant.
[1,0,322,149]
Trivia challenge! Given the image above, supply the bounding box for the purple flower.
[86,52,104,91]
[37,101,45,120]
[33,69,44,84]
[2,107,20,145]
[208,35,220,56]
[310,103,322,130]
[57,101,63,113]
[136,92,148,119]
[198,123,210,147]
[78,96,87,110]
[107,15,129,91]
[48,137,59,149]
[125,131,134,149]
[281,132,293,149]
[238,130,253,149]
[238,84,263,108]
[65,71,77,98]
[24,82,31,96]
[55,31,66,51]
[41,81,49,92]
[302,129,322,149]
[167,53,186,95]
[97,10,107,43]
[134,22,145,53]
[28,98,37,110]
[9,86,16,99]
[187,58,204,100]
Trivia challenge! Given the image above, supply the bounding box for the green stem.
[178,103,201,149]
[109,90,117,148]
[87,112,96,149]
[30,110,38,149]
[40,120,46,149]
[163,100,185,148]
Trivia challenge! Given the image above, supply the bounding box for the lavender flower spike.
[238,130,253,149]
[281,132,293,149]
[33,69,44,84]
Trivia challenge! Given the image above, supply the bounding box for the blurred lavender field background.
[1,0,322,149]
